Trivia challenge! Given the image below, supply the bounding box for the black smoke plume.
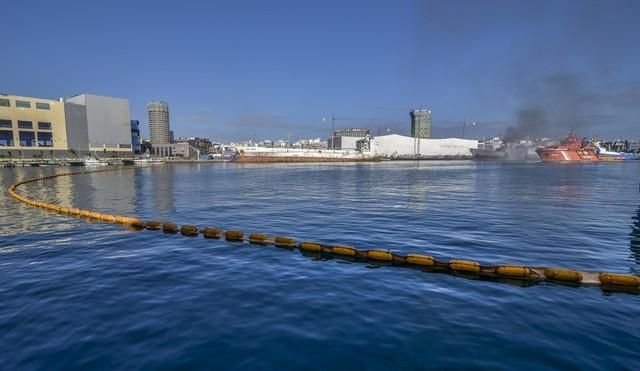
[505,73,587,142]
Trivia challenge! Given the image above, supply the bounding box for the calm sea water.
[1,161,639,369]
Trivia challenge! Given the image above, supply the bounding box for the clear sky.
[3,0,639,142]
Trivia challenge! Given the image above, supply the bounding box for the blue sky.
[3,0,639,141]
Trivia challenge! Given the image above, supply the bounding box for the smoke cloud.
[505,73,640,142]
[505,74,583,141]
[412,1,640,141]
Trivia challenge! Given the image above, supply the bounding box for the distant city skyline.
[2,0,639,141]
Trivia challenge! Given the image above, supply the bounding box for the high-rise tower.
[410,109,431,139]
[147,101,171,145]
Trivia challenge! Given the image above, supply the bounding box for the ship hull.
[234,154,382,163]
[470,148,507,160]
[233,147,381,163]
[535,148,635,162]
[536,147,600,161]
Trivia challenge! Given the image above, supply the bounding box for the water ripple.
[0,161,639,369]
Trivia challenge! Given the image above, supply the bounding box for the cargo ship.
[470,138,507,160]
[229,146,381,163]
[471,138,544,161]
[536,134,640,162]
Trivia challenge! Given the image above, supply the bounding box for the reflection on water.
[53,172,75,208]
[0,167,142,237]
[2,163,638,266]
[405,163,433,212]
[0,167,79,236]
[85,168,138,215]
[631,204,640,270]
[149,166,176,215]
[1,162,640,369]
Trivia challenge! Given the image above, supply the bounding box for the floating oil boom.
[6,167,640,294]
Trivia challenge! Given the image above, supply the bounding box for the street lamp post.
[323,114,336,150]
[331,114,335,150]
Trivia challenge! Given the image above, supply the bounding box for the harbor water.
[1,161,639,369]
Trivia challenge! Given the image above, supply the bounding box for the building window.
[119,144,132,149]
[37,122,52,130]
[37,132,53,147]
[16,100,31,108]
[19,131,36,147]
[0,119,11,128]
[35,102,50,110]
[18,120,33,129]
[0,130,13,146]
[0,99,9,107]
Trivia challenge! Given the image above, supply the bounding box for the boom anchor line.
[7,167,640,294]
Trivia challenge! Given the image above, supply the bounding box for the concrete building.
[64,101,90,153]
[628,140,640,152]
[373,134,477,159]
[410,109,432,139]
[150,144,175,157]
[147,101,171,145]
[332,136,363,150]
[176,136,212,154]
[65,94,133,154]
[334,128,370,138]
[173,142,198,158]
[150,142,199,158]
[0,94,69,156]
[330,128,370,150]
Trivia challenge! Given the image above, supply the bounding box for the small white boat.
[593,141,625,160]
[83,156,109,166]
[134,153,165,165]
[67,154,109,166]
[29,160,62,167]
